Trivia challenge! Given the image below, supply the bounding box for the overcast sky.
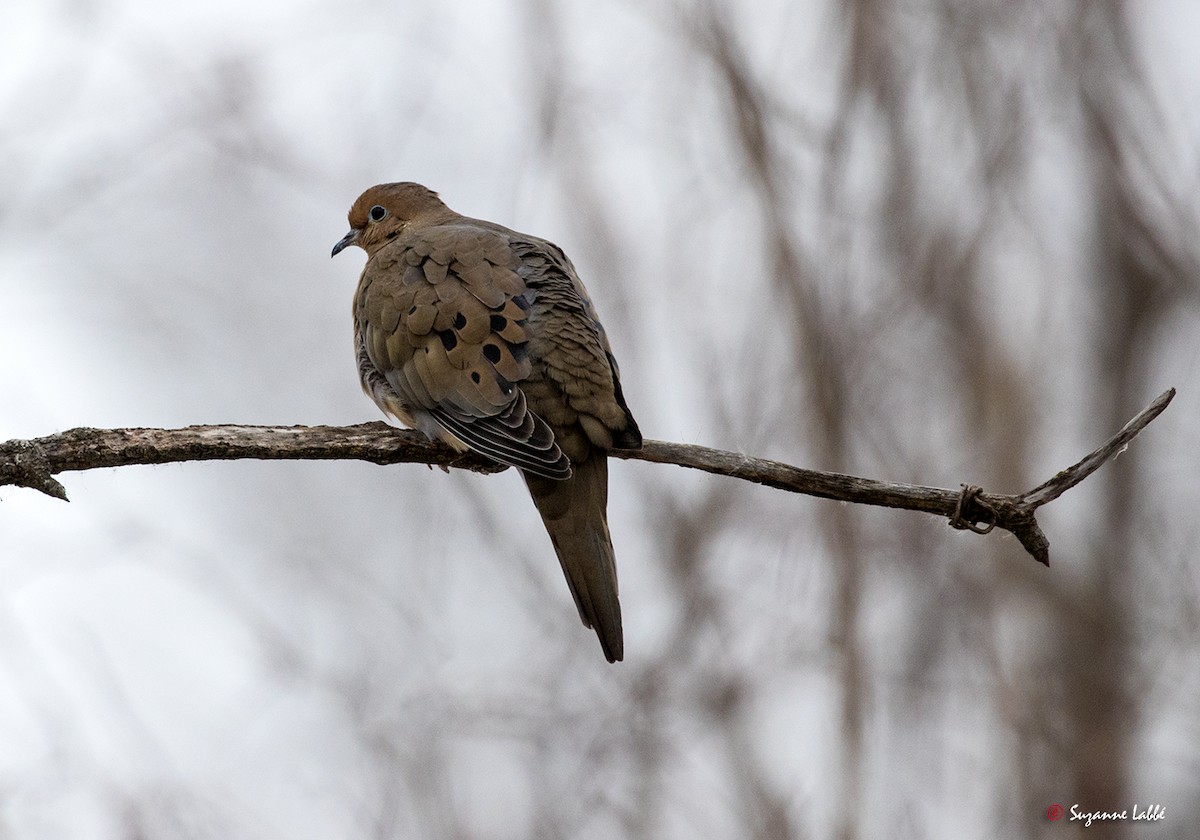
[3,1,1200,838]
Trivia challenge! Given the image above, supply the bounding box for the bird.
[332,182,641,662]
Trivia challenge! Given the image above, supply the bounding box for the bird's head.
[331,182,452,258]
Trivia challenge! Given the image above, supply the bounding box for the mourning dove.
[332,182,641,662]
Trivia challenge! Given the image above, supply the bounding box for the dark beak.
[331,229,358,258]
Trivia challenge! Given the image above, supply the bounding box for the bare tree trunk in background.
[1067,3,1188,835]
[694,9,867,839]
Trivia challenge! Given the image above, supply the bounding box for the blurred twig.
[0,389,1173,565]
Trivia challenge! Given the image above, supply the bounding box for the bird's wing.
[355,223,570,479]
[507,235,643,458]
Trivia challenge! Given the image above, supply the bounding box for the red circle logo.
[1047,804,1064,822]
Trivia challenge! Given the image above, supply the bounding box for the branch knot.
[949,484,996,534]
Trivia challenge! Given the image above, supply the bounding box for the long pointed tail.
[522,455,623,662]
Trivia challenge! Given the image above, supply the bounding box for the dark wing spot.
[453,312,467,330]
[489,314,507,332]
[470,371,481,383]
[408,306,417,314]
[482,343,501,363]
[439,331,458,351]
[510,294,530,311]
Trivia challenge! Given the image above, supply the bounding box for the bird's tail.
[522,455,623,662]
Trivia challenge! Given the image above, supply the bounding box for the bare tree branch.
[1,389,1174,565]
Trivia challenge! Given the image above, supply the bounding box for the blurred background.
[2,0,1199,838]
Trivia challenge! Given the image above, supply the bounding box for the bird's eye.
[368,205,388,223]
